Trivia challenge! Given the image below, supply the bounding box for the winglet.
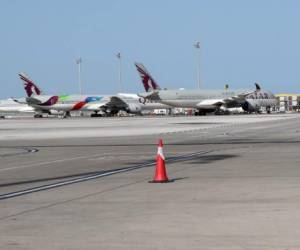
[11,97,27,105]
[19,73,42,97]
[134,63,161,92]
[255,82,261,91]
[11,97,20,103]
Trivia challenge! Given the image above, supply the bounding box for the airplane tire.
[91,113,102,118]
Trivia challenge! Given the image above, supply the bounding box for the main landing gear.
[90,112,103,118]
[34,114,43,118]
[194,110,207,116]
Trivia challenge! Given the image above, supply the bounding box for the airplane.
[18,73,171,118]
[18,73,106,118]
[135,63,277,115]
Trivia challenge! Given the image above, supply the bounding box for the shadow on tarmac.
[187,154,238,165]
[0,154,236,189]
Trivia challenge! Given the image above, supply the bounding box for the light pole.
[116,52,122,92]
[193,41,201,89]
[76,58,82,95]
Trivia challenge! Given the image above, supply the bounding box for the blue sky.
[1,0,300,98]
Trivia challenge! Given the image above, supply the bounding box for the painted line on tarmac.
[0,152,121,172]
[0,156,88,172]
[0,150,212,201]
[0,148,38,158]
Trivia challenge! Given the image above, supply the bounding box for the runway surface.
[1,114,300,249]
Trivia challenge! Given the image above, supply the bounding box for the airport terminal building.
[276,94,300,112]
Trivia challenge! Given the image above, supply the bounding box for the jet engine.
[126,103,142,113]
[241,101,258,113]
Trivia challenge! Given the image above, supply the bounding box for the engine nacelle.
[241,101,258,112]
[48,109,65,115]
[99,105,121,116]
[126,103,142,113]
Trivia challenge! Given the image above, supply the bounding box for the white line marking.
[0,153,109,172]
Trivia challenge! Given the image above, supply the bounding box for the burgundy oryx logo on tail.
[134,63,161,92]
[19,73,42,97]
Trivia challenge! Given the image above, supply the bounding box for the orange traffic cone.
[149,139,172,183]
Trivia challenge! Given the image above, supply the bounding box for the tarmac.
[1,113,300,249]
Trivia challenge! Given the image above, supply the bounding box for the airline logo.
[135,63,160,92]
[246,92,272,100]
[19,73,41,97]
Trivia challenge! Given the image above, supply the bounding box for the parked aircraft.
[18,73,170,118]
[135,63,276,115]
[18,73,104,118]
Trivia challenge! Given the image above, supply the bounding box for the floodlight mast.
[193,41,201,89]
[116,52,122,92]
[76,58,82,95]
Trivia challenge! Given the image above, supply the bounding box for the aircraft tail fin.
[19,73,42,97]
[255,83,261,91]
[134,63,161,92]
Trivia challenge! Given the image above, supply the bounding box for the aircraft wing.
[196,99,225,108]
[11,97,27,105]
[83,96,128,112]
[196,91,254,109]
[106,96,128,109]
[25,97,43,105]
[222,91,254,106]
[83,102,107,111]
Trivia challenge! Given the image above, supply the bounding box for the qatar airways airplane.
[17,73,170,118]
[135,63,277,115]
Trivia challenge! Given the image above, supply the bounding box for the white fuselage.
[140,88,277,111]
[141,89,242,109]
[117,93,171,110]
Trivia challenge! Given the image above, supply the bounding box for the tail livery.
[134,63,160,92]
[19,73,42,97]
[255,83,261,91]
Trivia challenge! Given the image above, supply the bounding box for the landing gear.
[195,110,206,116]
[34,114,43,118]
[215,109,230,115]
[90,112,102,118]
[58,112,70,119]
